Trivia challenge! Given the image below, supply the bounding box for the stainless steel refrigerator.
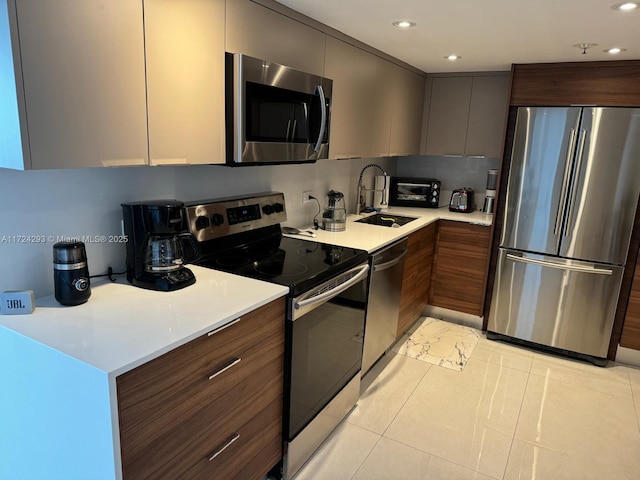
[488,107,640,363]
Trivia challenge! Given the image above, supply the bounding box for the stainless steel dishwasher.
[361,238,408,375]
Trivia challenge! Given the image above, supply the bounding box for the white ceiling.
[276,0,640,73]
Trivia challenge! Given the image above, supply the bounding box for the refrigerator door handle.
[563,129,588,237]
[506,253,613,275]
[554,128,578,236]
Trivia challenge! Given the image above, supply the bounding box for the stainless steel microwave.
[225,53,332,165]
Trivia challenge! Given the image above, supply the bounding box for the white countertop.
[0,265,288,376]
[289,207,493,253]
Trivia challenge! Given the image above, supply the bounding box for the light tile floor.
[295,331,640,480]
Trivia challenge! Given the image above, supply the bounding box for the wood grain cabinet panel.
[397,223,437,338]
[429,221,491,316]
[621,256,640,350]
[117,298,285,480]
[510,61,640,107]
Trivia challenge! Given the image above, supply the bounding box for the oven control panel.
[185,192,287,242]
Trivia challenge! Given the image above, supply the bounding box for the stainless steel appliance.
[121,201,198,291]
[449,187,475,213]
[184,192,369,480]
[53,241,91,305]
[488,107,640,364]
[482,169,498,214]
[389,177,442,208]
[361,238,408,374]
[225,53,332,165]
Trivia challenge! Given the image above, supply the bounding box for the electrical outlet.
[302,191,313,204]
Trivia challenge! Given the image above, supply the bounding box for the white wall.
[0,157,395,297]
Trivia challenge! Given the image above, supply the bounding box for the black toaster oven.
[389,177,442,208]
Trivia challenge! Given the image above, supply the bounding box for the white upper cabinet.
[226,0,326,77]
[371,58,426,158]
[323,37,377,160]
[389,66,425,156]
[12,0,148,169]
[424,74,509,158]
[145,0,225,165]
[370,57,395,158]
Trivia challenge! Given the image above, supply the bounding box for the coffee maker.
[122,200,198,291]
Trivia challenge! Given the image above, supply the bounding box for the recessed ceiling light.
[444,55,461,61]
[604,47,627,54]
[611,1,639,10]
[392,20,416,28]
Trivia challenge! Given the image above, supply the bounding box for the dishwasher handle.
[373,248,408,272]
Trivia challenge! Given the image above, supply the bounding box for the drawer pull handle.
[207,317,240,337]
[208,433,240,462]
[208,357,242,380]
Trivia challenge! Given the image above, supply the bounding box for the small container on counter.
[53,241,91,306]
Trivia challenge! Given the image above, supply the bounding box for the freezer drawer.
[488,249,623,359]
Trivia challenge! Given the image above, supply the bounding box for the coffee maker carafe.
[122,200,198,291]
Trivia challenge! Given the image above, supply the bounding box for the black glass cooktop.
[196,234,369,296]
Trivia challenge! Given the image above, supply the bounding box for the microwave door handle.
[313,85,327,152]
[285,119,292,142]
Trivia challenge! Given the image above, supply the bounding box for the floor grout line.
[379,360,432,438]
[498,365,532,480]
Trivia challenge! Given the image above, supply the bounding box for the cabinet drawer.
[119,331,284,479]
[182,397,283,480]
[437,221,490,248]
[117,298,284,417]
[117,298,285,479]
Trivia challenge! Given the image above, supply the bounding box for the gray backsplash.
[396,155,500,204]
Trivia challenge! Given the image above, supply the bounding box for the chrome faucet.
[356,163,389,215]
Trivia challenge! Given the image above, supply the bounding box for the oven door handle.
[293,264,370,311]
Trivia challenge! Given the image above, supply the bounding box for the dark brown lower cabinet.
[429,221,491,316]
[397,222,436,339]
[116,298,285,480]
[621,256,640,350]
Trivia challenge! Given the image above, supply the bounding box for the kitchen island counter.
[0,265,288,376]
[0,266,288,480]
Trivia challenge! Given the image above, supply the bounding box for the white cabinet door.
[15,0,148,169]
[370,58,395,157]
[424,75,509,158]
[323,37,377,160]
[389,66,425,156]
[226,0,326,77]
[145,0,225,166]
[465,75,510,158]
[424,77,473,156]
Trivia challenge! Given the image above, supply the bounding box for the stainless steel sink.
[355,213,417,227]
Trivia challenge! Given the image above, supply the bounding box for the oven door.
[286,263,369,441]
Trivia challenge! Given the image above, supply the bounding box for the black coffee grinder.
[122,200,198,291]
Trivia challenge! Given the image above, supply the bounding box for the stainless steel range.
[185,192,369,479]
